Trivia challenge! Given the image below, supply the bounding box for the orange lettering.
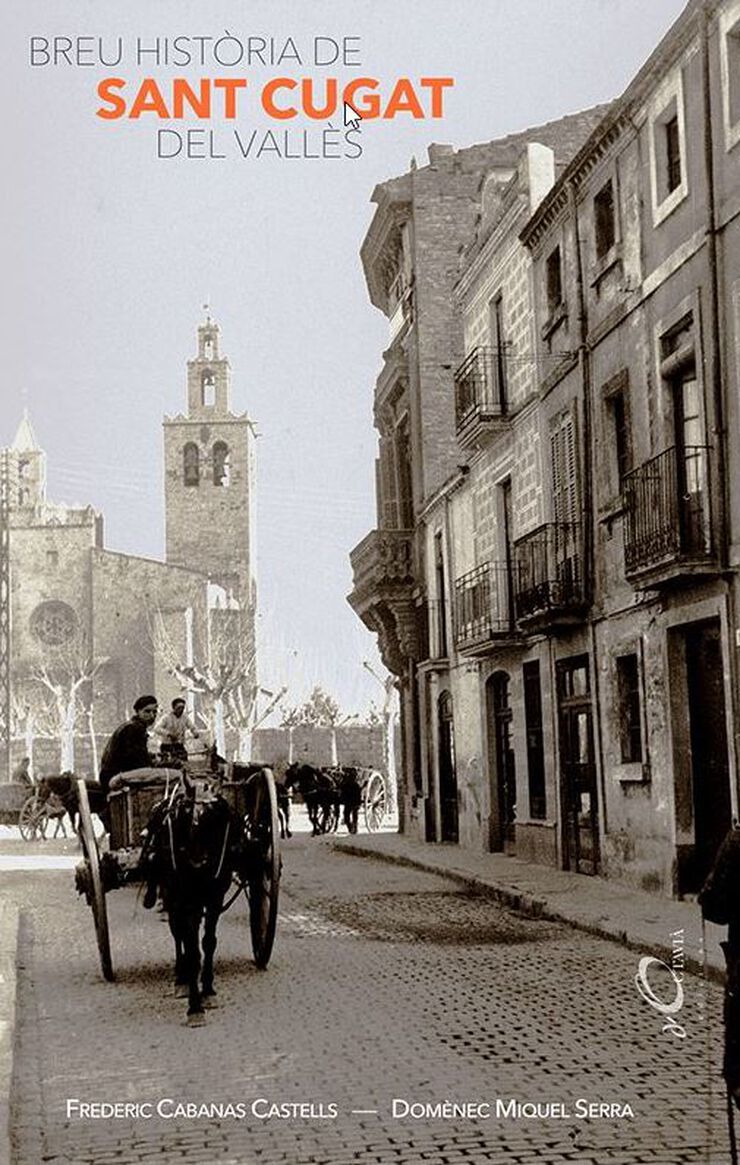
[302,77,337,120]
[129,78,170,119]
[384,78,424,119]
[261,77,296,119]
[343,78,380,120]
[172,79,210,119]
[213,78,247,119]
[96,77,126,119]
[420,77,454,118]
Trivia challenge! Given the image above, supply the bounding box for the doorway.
[437,691,458,843]
[678,619,732,893]
[557,655,599,874]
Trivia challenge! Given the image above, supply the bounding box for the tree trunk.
[87,707,98,776]
[61,695,76,772]
[214,698,226,757]
[237,725,252,761]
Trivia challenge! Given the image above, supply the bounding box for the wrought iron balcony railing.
[514,522,586,623]
[623,445,713,578]
[454,561,516,649]
[454,347,507,434]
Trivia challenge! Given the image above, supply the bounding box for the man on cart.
[153,697,203,765]
[98,695,159,795]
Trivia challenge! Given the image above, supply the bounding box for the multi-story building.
[350,0,740,900]
[348,110,608,835]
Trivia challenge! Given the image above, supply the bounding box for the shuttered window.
[550,409,579,525]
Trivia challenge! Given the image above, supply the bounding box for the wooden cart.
[74,765,281,983]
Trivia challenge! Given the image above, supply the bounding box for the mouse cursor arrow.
[344,101,362,130]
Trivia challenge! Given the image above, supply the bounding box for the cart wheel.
[18,794,42,842]
[244,767,280,969]
[363,771,387,833]
[77,779,113,982]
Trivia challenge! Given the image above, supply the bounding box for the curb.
[331,839,726,986]
[0,902,19,1165]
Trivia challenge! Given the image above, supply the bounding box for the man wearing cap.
[98,695,159,793]
[154,697,203,762]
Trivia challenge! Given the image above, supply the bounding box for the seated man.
[154,697,203,764]
[99,695,159,795]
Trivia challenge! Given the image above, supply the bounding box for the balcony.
[454,562,518,654]
[454,347,508,449]
[514,523,587,630]
[347,529,418,675]
[623,445,716,586]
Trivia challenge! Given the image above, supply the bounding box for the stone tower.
[9,411,46,513]
[163,314,257,613]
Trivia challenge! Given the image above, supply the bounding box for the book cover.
[2,2,733,1163]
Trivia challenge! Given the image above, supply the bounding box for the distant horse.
[284,763,338,835]
[329,767,362,835]
[33,773,108,837]
[145,777,240,1025]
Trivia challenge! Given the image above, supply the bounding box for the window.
[546,246,563,316]
[594,181,615,260]
[46,549,59,569]
[489,293,507,409]
[29,600,78,645]
[213,441,230,486]
[434,531,448,657]
[665,115,681,194]
[523,661,546,819]
[616,653,643,764]
[550,409,578,526]
[183,442,200,486]
[649,75,687,224]
[604,385,631,492]
[395,421,413,528]
[201,372,216,407]
[203,333,214,359]
[721,7,740,150]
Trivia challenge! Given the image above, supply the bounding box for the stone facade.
[3,315,257,777]
[350,0,740,901]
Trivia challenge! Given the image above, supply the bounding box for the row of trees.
[9,612,397,804]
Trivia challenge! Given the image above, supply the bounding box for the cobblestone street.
[7,832,732,1164]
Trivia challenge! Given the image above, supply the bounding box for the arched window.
[201,371,216,407]
[183,442,200,486]
[213,441,230,486]
[204,334,214,359]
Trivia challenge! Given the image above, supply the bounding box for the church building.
[3,315,257,776]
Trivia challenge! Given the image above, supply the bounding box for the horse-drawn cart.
[74,764,281,1005]
[362,769,389,833]
[0,780,68,841]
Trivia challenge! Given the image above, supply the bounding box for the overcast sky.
[1,0,687,716]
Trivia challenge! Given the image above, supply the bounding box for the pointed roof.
[11,410,40,453]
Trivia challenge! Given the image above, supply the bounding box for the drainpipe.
[568,179,608,855]
[701,1,738,806]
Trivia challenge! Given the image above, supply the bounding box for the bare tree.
[23,636,107,771]
[149,600,280,760]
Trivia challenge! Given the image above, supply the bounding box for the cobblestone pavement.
[6,833,733,1164]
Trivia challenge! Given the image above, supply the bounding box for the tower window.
[202,372,216,407]
[213,441,230,487]
[183,442,200,487]
[204,334,214,359]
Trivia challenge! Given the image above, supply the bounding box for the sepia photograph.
[1,1,738,1162]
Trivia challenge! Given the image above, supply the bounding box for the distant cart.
[361,769,388,833]
[0,780,68,841]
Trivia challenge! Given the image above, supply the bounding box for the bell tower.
[163,313,257,613]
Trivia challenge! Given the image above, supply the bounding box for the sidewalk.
[329,830,727,982]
